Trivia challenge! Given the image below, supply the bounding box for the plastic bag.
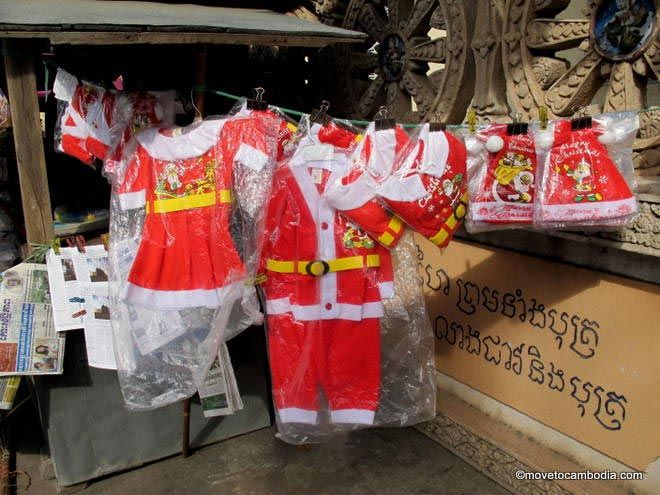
[324,120,409,248]
[378,123,468,248]
[534,111,638,230]
[466,123,538,232]
[53,68,175,170]
[108,112,279,409]
[260,116,435,443]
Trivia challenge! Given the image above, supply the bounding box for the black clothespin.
[374,106,395,131]
[310,100,331,126]
[507,112,528,135]
[570,106,592,131]
[247,87,268,111]
[429,112,446,132]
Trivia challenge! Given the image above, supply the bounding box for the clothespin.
[570,105,592,130]
[247,87,268,111]
[429,111,446,132]
[539,106,548,130]
[507,112,528,135]
[310,100,331,126]
[374,106,395,131]
[101,233,109,252]
[466,108,477,134]
[51,237,61,255]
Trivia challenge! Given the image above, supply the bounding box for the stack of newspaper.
[197,343,243,418]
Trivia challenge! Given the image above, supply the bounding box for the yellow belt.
[429,192,468,246]
[266,254,381,277]
[377,215,404,247]
[146,190,232,214]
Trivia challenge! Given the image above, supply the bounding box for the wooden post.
[3,39,53,245]
[181,45,208,460]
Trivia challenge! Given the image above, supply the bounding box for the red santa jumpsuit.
[261,123,395,425]
[470,124,537,224]
[116,115,274,310]
[537,119,636,224]
[324,122,409,249]
[377,124,468,248]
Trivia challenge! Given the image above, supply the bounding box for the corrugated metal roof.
[0,0,365,46]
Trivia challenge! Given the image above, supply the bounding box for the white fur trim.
[137,119,225,161]
[378,174,428,202]
[486,135,504,153]
[422,126,449,177]
[123,280,244,310]
[265,297,384,321]
[278,408,318,424]
[535,129,554,151]
[117,190,146,210]
[366,126,397,180]
[378,281,394,299]
[539,197,637,222]
[235,143,269,171]
[330,409,375,425]
[325,171,375,210]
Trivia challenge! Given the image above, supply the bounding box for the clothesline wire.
[2,48,659,129]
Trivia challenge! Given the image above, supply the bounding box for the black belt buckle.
[305,260,330,276]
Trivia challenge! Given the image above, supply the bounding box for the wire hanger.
[570,105,592,130]
[310,100,331,126]
[429,111,446,132]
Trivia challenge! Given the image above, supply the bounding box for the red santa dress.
[261,122,395,425]
[536,119,636,225]
[377,124,468,248]
[116,117,272,310]
[469,124,537,224]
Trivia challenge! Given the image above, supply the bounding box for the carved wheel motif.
[332,0,474,123]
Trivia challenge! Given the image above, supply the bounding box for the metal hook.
[510,111,523,124]
[190,87,202,121]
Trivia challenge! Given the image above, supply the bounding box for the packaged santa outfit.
[324,121,409,248]
[466,123,537,232]
[108,112,280,410]
[261,116,435,443]
[534,112,638,229]
[377,123,468,248]
[53,68,174,170]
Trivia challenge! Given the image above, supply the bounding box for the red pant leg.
[267,313,320,424]
[323,318,381,425]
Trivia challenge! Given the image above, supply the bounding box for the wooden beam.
[0,30,365,47]
[3,39,53,245]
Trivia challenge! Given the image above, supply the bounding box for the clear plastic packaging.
[533,111,638,230]
[324,120,410,248]
[260,116,435,443]
[108,112,279,409]
[53,68,175,171]
[466,123,538,232]
[377,123,468,248]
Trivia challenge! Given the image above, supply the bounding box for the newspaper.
[0,376,20,409]
[198,343,243,418]
[46,246,116,370]
[0,263,65,375]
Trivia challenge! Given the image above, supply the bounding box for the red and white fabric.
[469,124,537,225]
[261,122,395,424]
[535,119,637,226]
[376,124,467,247]
[324,122,409,248]
[116,116,272,310]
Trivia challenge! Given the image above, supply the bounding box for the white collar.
[396,124,449,178]
[137,118,226,161]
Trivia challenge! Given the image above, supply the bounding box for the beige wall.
[418,236,660,492]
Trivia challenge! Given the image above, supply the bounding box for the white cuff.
[330,409,375,425]
[325,172,375,211]
[278,407,318,424]
[235,143,269,171]
[378,174,427,202]
[118,190,146,210]
[53,68,79,102]
[378,281,394,299]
